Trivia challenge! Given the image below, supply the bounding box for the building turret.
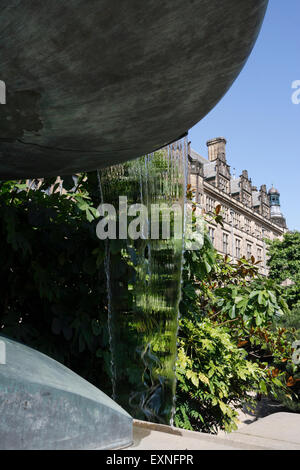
[268,186,287,228]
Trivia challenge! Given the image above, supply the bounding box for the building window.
[247,243,252,259]
[222,206,230,223]
[219,176,229,193]
[223,233,229,254]
[263,206,270,219]
[245,217,251,233]
[209,227,215,245]
[243,192,251,207]
[262,229,268,239]
[235,238,241,258]
[233,212,240,228]
[257,248,262,261]
[206,196,215,213]
[256,224,261,239]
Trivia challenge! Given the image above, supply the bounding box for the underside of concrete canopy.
[0,0,268,177]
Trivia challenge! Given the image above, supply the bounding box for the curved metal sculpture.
[0,0,268,177]
[0,336,132,449]
[0,0,269,450]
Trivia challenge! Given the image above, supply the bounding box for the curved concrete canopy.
[0,0,268,178]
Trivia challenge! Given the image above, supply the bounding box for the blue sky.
[189,0,300,231]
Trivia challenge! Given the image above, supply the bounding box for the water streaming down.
[97,171,117,401]
[170,140,189,426]
[98,137,188,424]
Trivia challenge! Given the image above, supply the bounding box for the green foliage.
[180,229,216,323]
[0,176,113,395]
[175,318,265,434]
[207,255,299,415]
[177,208,298,433]
[0,150,186,424]
[276,306,300,340]
[214,276,288,328]
[1,174,298,430]
[267,231,300,309]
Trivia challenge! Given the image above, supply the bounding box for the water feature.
[97,137,188,424]
[97,171,117,401]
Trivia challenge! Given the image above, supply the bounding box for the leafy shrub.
[177,208,296,432]
[175,318,265,434]
[267,231,300,309]
[276,306,300,340]
[0,176,113,396]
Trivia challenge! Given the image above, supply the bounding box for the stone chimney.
[260,184,267,193]
[206,137,227,162]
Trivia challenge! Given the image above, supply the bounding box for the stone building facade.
[188,137,287,274]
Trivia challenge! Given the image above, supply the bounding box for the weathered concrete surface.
[0,0,268,178]
[129,421,264,450]
[0,336,132,450]
[223,413,300,450]
[127,416,300,450]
